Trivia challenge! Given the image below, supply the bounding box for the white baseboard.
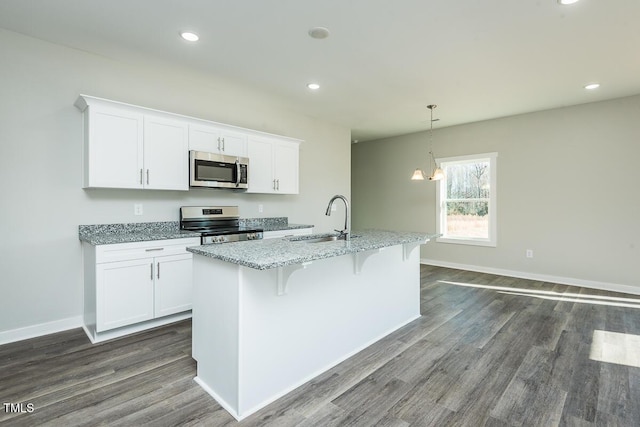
[0,315,83,346]
[421,258,640,296]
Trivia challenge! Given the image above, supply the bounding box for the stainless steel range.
[180,206,263,244]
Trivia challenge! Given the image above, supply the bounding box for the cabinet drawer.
[95,238,200,263]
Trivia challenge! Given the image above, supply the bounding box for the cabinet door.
[144,115,189,190]
[154,254,193,317]
[219,130,248,157]
[86,105,144,189]
[188,124,221,153]
[189,124,247,158]
[273,141,299,194]
[96,258,155,332]
[246,137,275,193]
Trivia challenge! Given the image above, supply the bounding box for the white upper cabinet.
[143,115,188,190]
[220,130,248,157]
[246,136,299,194]
[273,140,299,194]
[246,136,275,193]
[76,96,188,191]
[81,103,144,189]
[188,123,247,158]
[75,95,300,193]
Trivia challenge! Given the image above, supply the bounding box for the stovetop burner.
[180,206,263,244]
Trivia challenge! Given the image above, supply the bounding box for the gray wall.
[352,95,640,290]
[0,29,351,334]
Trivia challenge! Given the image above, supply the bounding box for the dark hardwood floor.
[3,265,640,426]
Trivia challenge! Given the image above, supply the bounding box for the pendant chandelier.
[411,104,444,181]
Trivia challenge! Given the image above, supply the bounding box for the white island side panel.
[192,256,241,414]
[192,243,421,420]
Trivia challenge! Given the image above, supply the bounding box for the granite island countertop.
[187,229,437,270]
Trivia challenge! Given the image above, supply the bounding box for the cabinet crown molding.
[75,94,302,144]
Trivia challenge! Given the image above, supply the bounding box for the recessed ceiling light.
[307,83,320,90]
[180,32,199,42]
[308,27,330,39]
[584,83,600,90]
[558,0,580,4]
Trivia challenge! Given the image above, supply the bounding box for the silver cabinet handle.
[222,137,225,151]
[150,263,153,280]
[146,169,149,185]
[276,179,280,191]
[217,137,221,151]
[157,262,160,279]
[140,169,143,185]
[235,159,241,187]
[145,248,164,252]
[273,179,276,190]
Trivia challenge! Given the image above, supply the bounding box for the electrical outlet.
[526,249,533,258]
[134,204,143,216]
[258,204,264,213]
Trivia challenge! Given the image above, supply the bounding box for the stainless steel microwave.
[189,150,249,189]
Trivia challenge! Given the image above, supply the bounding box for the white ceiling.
[1,0,639,141]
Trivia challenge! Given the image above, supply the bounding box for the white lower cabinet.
[96,258,155,331]
[153,254,193,317]
[83,237,200,343]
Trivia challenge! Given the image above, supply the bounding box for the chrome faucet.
[325,194,350,241]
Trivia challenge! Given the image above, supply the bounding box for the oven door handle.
[235,159,241,187]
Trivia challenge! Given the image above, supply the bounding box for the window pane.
[436,152,496,246]
[446,161,490,199]
[446,201,489,238]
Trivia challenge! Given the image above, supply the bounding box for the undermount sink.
[303,235,343,243]
[288,234,359,243]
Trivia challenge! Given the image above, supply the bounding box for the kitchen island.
[187,230,434,420]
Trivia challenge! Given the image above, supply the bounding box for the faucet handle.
[334,229,348,235]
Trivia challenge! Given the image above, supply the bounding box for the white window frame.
[435,152,498,247]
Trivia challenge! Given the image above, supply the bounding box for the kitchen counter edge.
[79,221,314,246]
[187,230,436,270]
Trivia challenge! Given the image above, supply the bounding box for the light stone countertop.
[78,218,313,245]
[187,229,436,270]
[261,223,314,232]
[79,222,201,245]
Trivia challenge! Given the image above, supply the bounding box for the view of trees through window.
[443,160,490,238]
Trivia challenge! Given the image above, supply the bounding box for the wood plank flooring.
[3,265,640,426]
